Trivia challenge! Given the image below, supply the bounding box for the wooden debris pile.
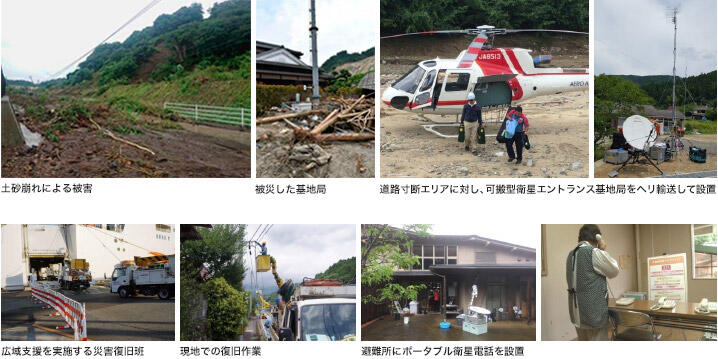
[257,95,375,143]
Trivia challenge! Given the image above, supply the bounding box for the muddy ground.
[1,92,251,178]
[595,134,717,178]
[256,123,374,178]
[380,33,589,178]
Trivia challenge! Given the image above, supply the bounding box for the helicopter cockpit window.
[392,66,426,94]
[422,60,437,68]
[419,70,436,92]
[445,73,470,92]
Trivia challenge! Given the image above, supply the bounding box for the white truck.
[110,255,175,300]
[278,284,356,341]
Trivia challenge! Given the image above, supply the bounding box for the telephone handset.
[695,298,718,313]
[651,296,676,310]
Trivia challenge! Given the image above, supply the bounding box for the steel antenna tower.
[670,8,677,130]
[309,0,320,101]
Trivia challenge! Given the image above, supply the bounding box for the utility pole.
[670,8,677,129]
[309,0,320,103]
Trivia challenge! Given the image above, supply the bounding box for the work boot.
[516,159,522,165]
[507,158,515,163]
[464,146,470,152]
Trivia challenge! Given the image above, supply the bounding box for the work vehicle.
[59,259,92,291]
[110,255,175,300]
[381,25,589,117]
[253,242,357,341]
[278,280,356,341]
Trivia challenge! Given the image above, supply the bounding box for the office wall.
[637,224,717,302]
[541,224,637,340]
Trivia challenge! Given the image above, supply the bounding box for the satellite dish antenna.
[469,306,491,315]
[622,115,657,150]
[611,115,663,177]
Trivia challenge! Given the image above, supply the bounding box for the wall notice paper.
[647,253,687,302]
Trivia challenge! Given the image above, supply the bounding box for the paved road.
[2,285,174,341]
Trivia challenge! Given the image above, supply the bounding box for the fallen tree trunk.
[257,110,326,124]
[311,95,366,135]
[89,118,156,156]
[313,133,375,142]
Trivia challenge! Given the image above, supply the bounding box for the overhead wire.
[51,0,163,79]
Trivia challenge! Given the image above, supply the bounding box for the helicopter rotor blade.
[504,29,588,35]
[380,29,471,39]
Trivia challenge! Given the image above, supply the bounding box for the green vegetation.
[58,0,250,87]
[380,0,588,36]
[256,84,316,115]
[619,71,717,110]
[24,0,251,117]
[180,224,250,341]
[203,277,249,340]
[361,225,432,307]
[315,257,356,284]
[321,48,374,72]
[326,69,366,96]
[594,74,653,147]
[685,119,717,135]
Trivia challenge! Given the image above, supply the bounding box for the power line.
[51,0,163,79]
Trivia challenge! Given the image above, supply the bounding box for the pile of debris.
[257,95,375,178]
[257,95,374,141]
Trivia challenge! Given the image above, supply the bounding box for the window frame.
[691,224,717,280]
[444,72,471,92]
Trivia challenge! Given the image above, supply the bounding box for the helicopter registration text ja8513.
[381,26,589,116]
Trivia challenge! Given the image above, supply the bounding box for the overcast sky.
[596,0,716,76]
[256,0,376,66]
[2,0,225,82]
[243,224,355,291]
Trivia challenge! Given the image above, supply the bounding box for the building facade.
[362,227,536,323]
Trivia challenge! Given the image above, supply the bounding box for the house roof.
[256,41,304,58]
[632,105,686,120]
[256,47,310,68]
[358,71,375,91]
[362,225,535,254]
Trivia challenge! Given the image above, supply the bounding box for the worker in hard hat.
[460,92,483,155]
[566,224,619,341]
[260,241,268,255]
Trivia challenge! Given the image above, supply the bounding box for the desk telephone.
[695,298,717,314]
[650,297,676,310]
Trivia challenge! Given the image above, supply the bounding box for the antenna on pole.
[668,7,678,129]
[309,0,320,102]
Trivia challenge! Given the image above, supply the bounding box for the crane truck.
[110,255,175,300]
[255,250,356,342]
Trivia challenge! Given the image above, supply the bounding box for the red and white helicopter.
[381,25,589,116]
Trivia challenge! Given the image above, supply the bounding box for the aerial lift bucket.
[256,255,271,272]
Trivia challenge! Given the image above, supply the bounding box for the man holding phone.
[566,224,619,340]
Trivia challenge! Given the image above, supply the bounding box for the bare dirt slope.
[380,33,589,178]
[335,56,375,74]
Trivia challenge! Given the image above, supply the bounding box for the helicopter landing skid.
[422,124,497,139]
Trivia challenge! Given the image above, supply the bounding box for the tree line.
[380,0,588,36]
[53,0,250,87]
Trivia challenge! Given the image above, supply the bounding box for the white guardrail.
[163,102,250,127]
[30,281,87,341]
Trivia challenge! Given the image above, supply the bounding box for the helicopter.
[381,25,589,117]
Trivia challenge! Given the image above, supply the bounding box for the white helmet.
[467,93,476,101]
